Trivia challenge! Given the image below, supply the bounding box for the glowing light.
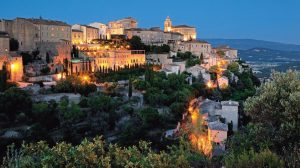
[207,81,213,88]
[11,63,15,70]
[57,73,62,80]
[82,75,90,82]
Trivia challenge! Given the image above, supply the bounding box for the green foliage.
[138,107,161,128]
[54,75,97,96]
[2,137,199,168]
[134,80,150,91]
[146,44,170,54]
[128,77,132,98]
[186,58,201,68]
[227,62,240,75]
[225,148,284,168]
[226,124,273,155]
[129,36,146,50]
[177,52,194,60]
[245,70,300,148]
[0,87,32,121]
[58,96,84,121]
[95,66,145,82]
[216,50,225,57]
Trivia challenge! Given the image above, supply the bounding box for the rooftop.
[221,100,239,106]
[208,121,228,131]
[18,17,70,26]
[173,25,195,28]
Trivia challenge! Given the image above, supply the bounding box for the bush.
[225,149,284,168]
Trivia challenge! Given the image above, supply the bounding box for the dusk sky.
[1,0,300,44]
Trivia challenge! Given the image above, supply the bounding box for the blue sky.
[1,0,300,44]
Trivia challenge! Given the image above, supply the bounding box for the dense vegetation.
[1,59,299,167]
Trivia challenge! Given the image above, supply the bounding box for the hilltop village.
[1,16,290,167]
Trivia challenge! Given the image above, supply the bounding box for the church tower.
[164,16,172,32]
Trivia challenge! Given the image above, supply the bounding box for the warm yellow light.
[11,63,15,70]
[207,81,213,88]
[57,73,62,80]
[82,75,90,82]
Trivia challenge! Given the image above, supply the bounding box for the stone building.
[107,17,137,38]
[175,40,212,57]
[125,27,183,45]
[89,22,108,39]
[126,28,164,45]
[215,46,238,59]
[0,31,9,54]
[71,29,84,44]
[0,17,71,51]
[164,16,197,41]
[72,24,99,44]
[85,49,145,71]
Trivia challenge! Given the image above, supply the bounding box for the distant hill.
[238,48,300,62]
[203,39,300,51]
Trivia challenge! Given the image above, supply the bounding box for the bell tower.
[164,16,172,32]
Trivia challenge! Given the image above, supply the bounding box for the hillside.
[203,39,300,51]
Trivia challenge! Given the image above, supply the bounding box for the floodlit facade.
[0,31,9,54]
[0,17,71,51]
[72,24,99,44]
[84,49,145,71]
[89,22,108,39]
[175,40,212,57]
[107,17,138,38]
[71,29,84,44]
[125,27,183,45]
[164,16,197,41]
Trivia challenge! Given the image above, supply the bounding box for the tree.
[227,62,240,75]
[138,107,161,128]
[244,70,300,149]
[129,36,145,50]
[2,136,195,168]
[128,77,132,98]
[0,87,32,121]
[0,63,8,91]
[9,38,19,51]
[225,149,284,168]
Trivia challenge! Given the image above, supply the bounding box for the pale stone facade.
[107,17,137,38]
[146,53,172,65]
[71,29,84,44]
[72,24,99,43]
[89,22,107,39]
[208,121,228,145]
[84,50,145,71]
[126,28,164,45]
[0,32,9,54]
[126,27,183,45]
[220,100,239,131]
[0,55,23,82]
[175,40,212,57]
[0,18,71,51]
[164,16,197,41]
